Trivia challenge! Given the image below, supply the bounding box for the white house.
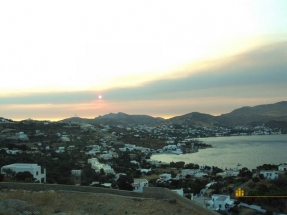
[88,158,115,175]
[217,170,239,178]
[56,146,65,153]
[278,165,287,172]
[132,179,148,192]
[171,148,183,154]
[85,149,100,155]
[101,165,115,174]
[194,172,208,178]
[99,154,113,160]
[211,194,234,210]
[6,149,22,155]
[163,145,177,151]
[166,140,175,144]
[1,163,46,183]
[180,169,198,178]
[68,145,75,150]
[171,188,184,196]
[18,132,28,140]
[139,168,152,174]
[125,144,136,148]
[260,170,278,180]
[119,148,126,152]
[60,136,70,142]
[130,160,139,165]
[157,173,172,183]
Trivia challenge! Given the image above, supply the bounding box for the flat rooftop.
[216,196,228,201]
[2,163,39,168]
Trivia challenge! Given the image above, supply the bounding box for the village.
[0,118,287,214]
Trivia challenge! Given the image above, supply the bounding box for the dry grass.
[0,189,205,215]
[140,174,159,180]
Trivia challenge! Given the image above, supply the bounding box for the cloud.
[1,41,287,120]
[100,41,287,101]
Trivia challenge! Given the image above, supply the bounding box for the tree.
[117,175,133,191]
[265,210,273,215]
[15,171,35,182]
[0,174,4,182]
[170,161,185,169]
[252,177,260,183]
[100,168,105,175]
[59,177,75,185]
[2,168,16,178]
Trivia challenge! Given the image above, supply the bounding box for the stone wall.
[142,187,165,199]
[0,182,143,198]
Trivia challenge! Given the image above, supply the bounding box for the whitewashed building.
[211,194,234,210]
[1,163,46,183]
[194,172,208,178]
[88,158,115,175]
[278,165,287,172]
[157,173,172,183]
[132,179,148,192]
[18,132,28,140]
[180,169,198,178]
[171,188,184,196]
[260,170,278,180]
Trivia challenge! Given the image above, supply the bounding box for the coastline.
[151,134,287,169]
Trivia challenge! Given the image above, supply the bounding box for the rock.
[54,207,61,213]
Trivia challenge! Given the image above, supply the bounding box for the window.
[36,171,38,175]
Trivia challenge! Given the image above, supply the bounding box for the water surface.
[151,135,287,169]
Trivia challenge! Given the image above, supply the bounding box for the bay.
[151,134,287,169]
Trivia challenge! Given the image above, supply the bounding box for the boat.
[237,163,242,166]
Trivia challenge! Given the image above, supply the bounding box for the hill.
[60,101,287,127]
[217,101,287,126]
[167,112,217,127]
[61,112,165,126]
[166,101,287,127]
[0,189,204,215]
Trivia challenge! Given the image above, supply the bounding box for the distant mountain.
[60,101,287,127]
[61,112,165,126]
[167,112,217,127]
[166,101,287,127]
[94,112,165,125]
[60,117,93,124]
[217,101,287,125]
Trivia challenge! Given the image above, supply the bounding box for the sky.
[1,1,287,121]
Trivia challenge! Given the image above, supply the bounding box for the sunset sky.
[1,1,287,121]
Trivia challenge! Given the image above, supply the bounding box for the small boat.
[237,163,242,166]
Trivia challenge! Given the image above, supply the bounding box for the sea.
[151,134,287,170]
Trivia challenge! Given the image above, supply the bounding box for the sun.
[98,95,102,99]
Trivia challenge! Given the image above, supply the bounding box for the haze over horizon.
[1,1,287,121]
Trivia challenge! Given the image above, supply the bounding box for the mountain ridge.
[59,101,287,126]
